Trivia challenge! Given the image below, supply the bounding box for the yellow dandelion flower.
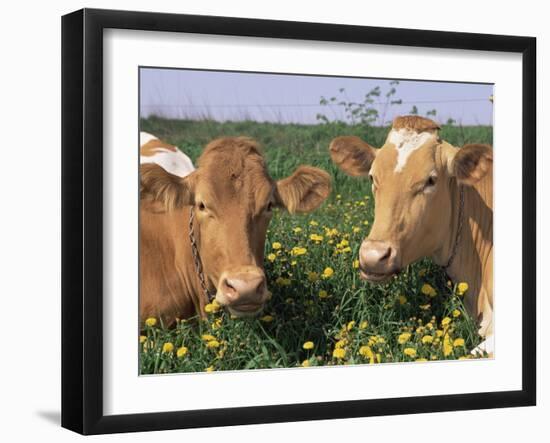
[359,320,368,330]
[420,303,431,311]
[176,346,188,358]
[211,318,222,330]
[353,227,361,233]
[260,315,274,323]
[206,340,220,348]
[309,220,319,226]
[418,268,427,277]
[441,317,452,327]
[139,335,147,344]
[359,346,375,363]
[309,233,324,242]
[201,334,216,341]
[398,295,407,305]
[322,267,334,279]
[435,329,444,338]
[416,358,428,362]
[291,260,297,266]
[398,332,412,344]
[422,335,434,344]
[293,227,302,233]
[291,246,307,256]
[303,341,314,350]
[452,309,461,318]
[335,339,348,349]
[144,317,157,327]
[318,290,329,299]
[205,366,214,372]
[301,359,310,367]
[359,345,374,357]
[403,348,417,358]
[333,348,347,359]
[443,334,453,357]
[346,320,356,331]
[363,220,369,226]
[453,338,465,347]
[353,259,360,269]
[204,300,221,314]
[421,283,437,297]
[272,242,282,250]
[162,342,174,353]
[267,253,277,262]
[457,282,469,295]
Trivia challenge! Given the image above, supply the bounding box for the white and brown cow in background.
[140,132,195,178]
[330,116,493,355]
[140,134,331,326]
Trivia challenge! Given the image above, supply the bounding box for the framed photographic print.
[61,8,536,435]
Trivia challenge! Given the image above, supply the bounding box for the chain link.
[445,185,465,269]
[189,207,215,302]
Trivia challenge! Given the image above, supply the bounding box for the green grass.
[139,117,493,374]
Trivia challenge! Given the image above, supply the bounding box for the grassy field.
[139,117,493,374]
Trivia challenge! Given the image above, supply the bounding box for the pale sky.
[140,67,493,126]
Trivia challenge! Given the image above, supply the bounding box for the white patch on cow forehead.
[388,129,436,173]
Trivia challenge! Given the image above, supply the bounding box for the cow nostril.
[380,246,392,263]
[225,279,236,291]
[223,278,238,299]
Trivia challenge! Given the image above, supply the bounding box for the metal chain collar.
[445,184,465,269]
[188,207,215,302]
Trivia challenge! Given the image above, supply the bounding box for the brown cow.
[329,116,493,355]
[140,136,331,326]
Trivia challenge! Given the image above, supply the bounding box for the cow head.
[329,116,492,282]
[141,137,331,316]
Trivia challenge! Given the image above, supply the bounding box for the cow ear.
[450,144,493,186]
[329,136,377,177]
[140,163,195,211]
[275,166,331,214]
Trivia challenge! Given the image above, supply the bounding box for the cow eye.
[426,175,437,187]
[422,175,437,193]
[197,201,206,211]
[266,201,274,212]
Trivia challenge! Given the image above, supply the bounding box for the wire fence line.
[141,97,491,109]
[140,95,494,126]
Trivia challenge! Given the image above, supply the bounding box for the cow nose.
[359,240,396,274]
[218,270,268,313]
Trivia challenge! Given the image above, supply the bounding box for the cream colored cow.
[330,116,493,355]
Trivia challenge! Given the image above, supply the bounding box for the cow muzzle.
[358,239,400,283]
[215,267,269,317]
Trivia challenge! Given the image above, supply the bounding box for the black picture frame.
[61,8,536,435]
